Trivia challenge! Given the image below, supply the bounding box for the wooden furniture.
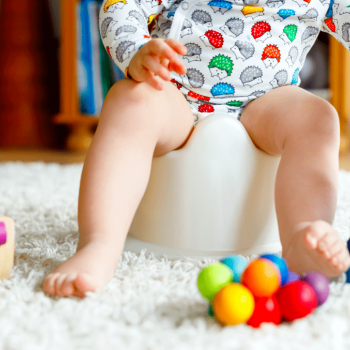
[57,0,350,152]
[0,0,60,148]
[329,36,350,153]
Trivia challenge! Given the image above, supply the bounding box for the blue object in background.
[346,239,350,283]
[220,255,248,283]
[260,254,289,286]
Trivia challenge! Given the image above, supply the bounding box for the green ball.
[197,263,233,301]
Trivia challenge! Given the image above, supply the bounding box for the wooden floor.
[1,148,350,170]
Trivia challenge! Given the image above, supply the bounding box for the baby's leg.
[43,79,194,297]
[240,85,350,278]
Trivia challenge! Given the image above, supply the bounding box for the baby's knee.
[105,78,156,106]
[295,98,340,147]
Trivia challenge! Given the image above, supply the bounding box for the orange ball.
[241,258,281,297]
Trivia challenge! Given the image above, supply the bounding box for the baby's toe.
[43,273,59,295]
[73,273,95,298]
[54,273,68,296]
[330,248,350,272]
[60,274,77,297]
[325,240,344,260]
[317,232,339,256]
[303,221,328,249]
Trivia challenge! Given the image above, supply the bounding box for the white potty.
[125,113,282,259]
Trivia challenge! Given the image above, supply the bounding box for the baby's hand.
[127,38,187,91]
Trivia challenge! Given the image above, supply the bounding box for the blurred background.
[0,0,348,167]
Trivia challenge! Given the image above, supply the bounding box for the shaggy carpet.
[0,161,349,350]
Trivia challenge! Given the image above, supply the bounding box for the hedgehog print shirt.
[99,0,350,120]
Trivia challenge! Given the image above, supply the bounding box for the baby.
[43,0,350,297]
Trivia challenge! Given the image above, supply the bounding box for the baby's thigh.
[239,85,338,156]
[102,79,195,156]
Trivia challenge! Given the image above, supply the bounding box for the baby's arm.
[320,0,350,50]
[99,0,175,75]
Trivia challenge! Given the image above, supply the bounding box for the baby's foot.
[43,241,121,298]
[282,220,350,278]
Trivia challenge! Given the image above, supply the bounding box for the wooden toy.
[0,217,15,280]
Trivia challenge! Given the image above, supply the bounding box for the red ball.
[276,281,318,321]
[247,295,282,328]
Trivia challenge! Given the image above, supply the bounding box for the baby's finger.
[143,67,165,91]
[164,38,188,56]
[143,55,171,81]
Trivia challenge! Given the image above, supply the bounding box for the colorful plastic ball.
[212,283,255,326]
[260,254,289,286]
[286,271,300,284]
[247,295,282,328]
[241,258,281,297]
[220,255,248,283]
[301,272,329,306]
[276,281,318,321]
[197,263,233,301]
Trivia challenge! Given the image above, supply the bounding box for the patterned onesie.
[99,0,350,125]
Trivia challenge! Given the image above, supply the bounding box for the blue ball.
[220,255,248,283]
[286,270,300,284]
[260,254,289,286]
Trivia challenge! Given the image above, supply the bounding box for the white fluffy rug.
[0,162,350,350]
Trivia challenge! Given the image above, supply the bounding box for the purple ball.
[286,271,300,284]
[301,272,329,306]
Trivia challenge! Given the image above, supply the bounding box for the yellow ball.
[212,283,255,326]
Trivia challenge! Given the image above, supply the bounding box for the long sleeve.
[99,0,171,75]
[320,0,350,51]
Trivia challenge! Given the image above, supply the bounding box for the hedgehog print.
[191,10,213,27]
[127,10,149,29]
[298,8,319,22]
[262,44,281,68]
[208,0,232,15]
[241,6,265,19]
[115,40,136,63]
[269,69,288,88]
[220,18,244,38]
[160,21,172,36]
[291,67,300,85]
[239,66,263,87]
[252,22,272,42]
[183,43,202,62]
[180,19,193,38]
[101,17,118,39]
[279,24,297,44]
[104,0,126,13]
[179,68,205,88]
[271,9,295,21]
[285,46,298,67]
[112,25,138,42]
[292,0,309,7]
[301,26,319,44]
[200,30,224,49]
[323,16,339,34]
[266,0,286,8]
[230,40,255,61]
[145,0,162,8]
[208,55,234,80]
[210,83,236,99]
